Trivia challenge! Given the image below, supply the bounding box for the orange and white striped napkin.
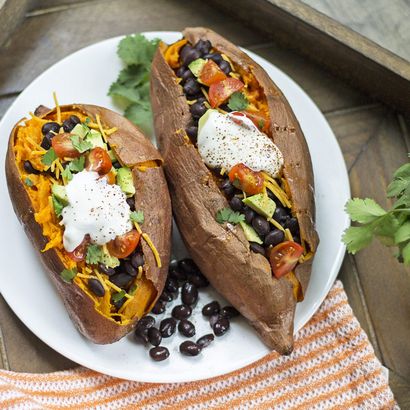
[0,281,397,409]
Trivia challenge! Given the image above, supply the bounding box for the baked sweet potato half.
[151,27,319,354]
[6,103,172,344]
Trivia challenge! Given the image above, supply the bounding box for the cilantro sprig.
[130,210,144,224]
[60,268,77,283]
[85,244,104,265]
[216,208,245,224]
[71,134,92,154]
[41,148,57,166]
[343,162,410,264]
[227,92,249,111]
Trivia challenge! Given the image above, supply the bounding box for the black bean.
[273,206,288,223]
[186,126,198,140]
[179,258,199,275]
[194,39,212,55]
[196,96,206,104]
[169,259,178,271]
[112,161,122,169]
[169,267,187,282]
[176,66,186,77]
[181,282,198,306]
[147,327,162,346]
[220,178,235,197]
[40,133,53,150]
[229,196,243,212]
[183,78,201,96]
[159,291,173,302]
[165,278,179,294]
[284,217,299,235]
[134,327,149,345]
[88,278,105,297]
[190,102,207,119]
[252,216,270,237]
[264,229,285,247]
[149,346,169,361]
[62,118,76,132]
[203,53,223,64]
[41,121,60,135]
[178,319,196,337]
[179,341,202,356]
[69,115,81,126]
[244,207,256,224]
[98,263,116,276]
[23,160,40,175]
[151,300,166,314]
[218,60,231,75]
[110,273,133,289]
[188,273,209,288]
[124,261,137,277]
[213,317,230,336]
[160,317,177,338]
[181,69,194,84]
[197,334,214,348]
[131,252,144,269]
[126,197,135,211]
[250,242,265,255]
[202,301,220,317]
[180,45,201,66]
[137,315,155,329]
[172,304,192,320]
[209,314,220,328]
[221,306,240,319]
[112,296,126,310]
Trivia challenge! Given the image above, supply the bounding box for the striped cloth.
[0,281,397,409]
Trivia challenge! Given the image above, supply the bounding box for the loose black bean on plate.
[147,327,162,347]
[98,263,116,276]
[159,290,173,303]
[179,341,202,356]
[151,300,166,315]
[197,334,214,348]
[252,216,270,237]
[178,319,196,337]
[149,346,169,361]
[202,301,220,317]
[23,160,40,175]
[88,278,105,297]
[160,317,177,338]
[165,278,179,294]
[264,229,285,247]
[172,304,192,320]
[188,272,209,288]
[178,258,199,275]
[41,121,60,135]
[137,315,155,329]
[181,282,198,306]
[209,314,220,328]
[249,242,265,256]
[221,306,240,319]
[134,327,149,345]
[213,317,230,336]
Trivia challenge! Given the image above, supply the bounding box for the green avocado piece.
[71,123,88,139]
[100,253,120,268]
[51,184,68,205]
[243,194,276,219]
[188,58,206,77]
[198,108,217,134]
[85,129,107,150]
[116,167,135,197]
[239,221,263,244]
[108,149,117,163]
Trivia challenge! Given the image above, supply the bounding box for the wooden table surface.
[0,0,409,407]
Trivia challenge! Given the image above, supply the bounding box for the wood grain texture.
[0,0,32,47]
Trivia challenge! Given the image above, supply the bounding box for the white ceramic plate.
[0,32,350,382]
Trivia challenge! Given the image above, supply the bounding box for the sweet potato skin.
[5,104,171,344]
[151,28,319,354]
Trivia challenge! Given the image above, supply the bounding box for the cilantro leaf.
[342,226,374,254]
[118,34,160,67]
[41,148,57,166]
[216,208,245,224]
[52,194,65,217]
[69,156,85,173]
[130,210,144,224]
[61,166,73,184]
[24,177,33,187]
[124,101,153,135]
[345,198,386,224]
[401,241,410,264]
[227,92,249,111]
[60,268,77,283]
[85,244,104,265]
[112,290,126,303]
[70,135,92,153]
[394,221,410,244]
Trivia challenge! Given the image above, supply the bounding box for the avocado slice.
[85,129,107,150]
[71,123,88,139]
[243,194,276,219]
[239,221,263,244]
[51,184,68,205]
[116,167,135,197]
[108,149,117,163]
[188,58,206,77]
[100,253,120,268]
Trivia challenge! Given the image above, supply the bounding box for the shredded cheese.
[105,280,132,299]
[142,233,162,268]
[285,228,294,241]
[137,266,143,279]
[53,92,61,124]
[95,114,107,143]
[94,269,109,291]
[133,221,142,234]
[268,217,286,232]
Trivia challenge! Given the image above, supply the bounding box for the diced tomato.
[244,111,271,133]
[67,236,89,262]
[199,60,227,86]
[102,169,116,184]
[52,133,80,159]
[228,163,264,195]
[208,78,244,108]
[86,147,112,175]
[269,241,304,279]
[107,230,140,259]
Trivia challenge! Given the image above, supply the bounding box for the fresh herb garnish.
[41,148,57,166]
[343,162,410,264]
[108,34,160,135]
[258,119,265,130]
[129,284,138,295]
[112,290,126,303]
[69,156,85,173]
[71,135,92,154]
[216,207,246,224]
[61,166,73,184]
[85,244,104,265]
[227,92,249,111]
[130,210,144,224]
[52,194,65,217]
[60,268,77,283]
[24,177,33,187]
[85,117,91,125]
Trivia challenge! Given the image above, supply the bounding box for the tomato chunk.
[244,111,271,133]
[86,147,112,175]
[67,236,89,262]
[200,60,227,86]
[228,163,264,195]
[269,241,304,279]
[208,78,244,108]
[52,133,80,159]
[107,230,140,259]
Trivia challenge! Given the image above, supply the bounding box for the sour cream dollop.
[61,170,132,252]
[197,110,283,176]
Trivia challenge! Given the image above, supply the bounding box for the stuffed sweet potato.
[151,27,319,354]
[6,103,172,344]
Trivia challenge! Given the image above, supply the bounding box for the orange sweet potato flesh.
[6,104,172,344]
[151,27,319,354]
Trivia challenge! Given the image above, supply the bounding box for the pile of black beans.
[174,40,233,143]
[134,258,239,361]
